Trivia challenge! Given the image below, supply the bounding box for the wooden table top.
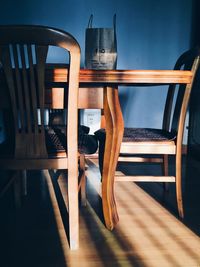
[0,67,193,109]
[46,68,193,85]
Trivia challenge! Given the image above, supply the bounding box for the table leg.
[102,86,124,230]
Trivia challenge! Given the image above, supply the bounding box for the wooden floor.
[0,156,200,267]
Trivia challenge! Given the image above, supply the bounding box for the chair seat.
[0,125,98,160]
[49,125,98,155]
[94,127,176,143]
[0,128,67,159]
[123,128,176,142]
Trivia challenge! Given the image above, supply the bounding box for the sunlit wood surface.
[0,158,200,266]
[46,68,193,84]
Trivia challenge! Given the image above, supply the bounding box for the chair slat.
[12,44,26,132]
[35,45,48,134]
[27,44,39,133]
[0,45,19,132]
[20,44,32,132]
[115,175,176,182]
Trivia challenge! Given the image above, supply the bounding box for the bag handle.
[87,14,93,28]
[87,14,117,30]
[113,14,116,32]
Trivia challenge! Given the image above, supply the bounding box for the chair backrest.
[162,48,200,138]
[0,25,80,158]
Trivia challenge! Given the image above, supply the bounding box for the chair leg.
[68,163,79,250]
[176,151,184,218]
[0,171,16,198]
[0,171,25,207]
[79,154,86,206]
[21,170,27,196]
[163,155,169,191]
[13,171,22,208]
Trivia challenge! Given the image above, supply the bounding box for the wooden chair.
[0,25,81,250]
[96,48,200,219]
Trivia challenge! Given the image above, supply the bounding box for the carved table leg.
[102,86,124,230]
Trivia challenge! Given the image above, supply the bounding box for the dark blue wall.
[0,0,195,128]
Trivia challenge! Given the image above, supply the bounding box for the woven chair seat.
[123,128,176,142]
[45,128,66,153]
[46,126,98,155]
[94,127,176,143]
[0,126,98,158]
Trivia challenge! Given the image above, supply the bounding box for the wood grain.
[46,68,193,84]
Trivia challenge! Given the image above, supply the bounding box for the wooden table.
[45,67,193,230]
[0,66,193,230]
